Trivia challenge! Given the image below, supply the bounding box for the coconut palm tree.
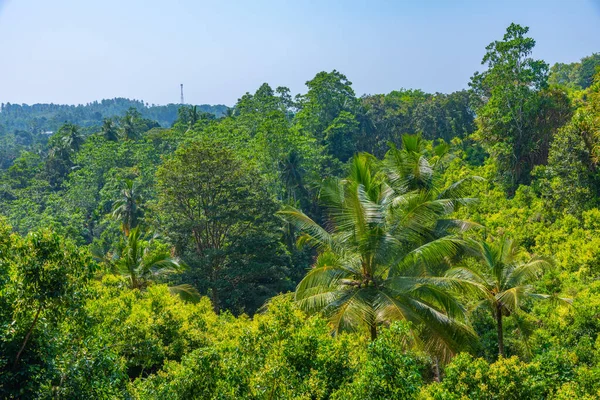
[383,134,451,193]
[445,237,570,357]
[279,150,310,203]
[112,179,143,235]
[99,226,199,302]
[120,113,138,140]
[279,150,479,361]
[101,118,119,142]
[60,123,84,153]
[187,105,199,131]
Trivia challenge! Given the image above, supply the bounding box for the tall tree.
[155,138,289,313]
[8,230,91,369]
[294,70,361,161]
[44,123,84,189]
[60,123,85,153]
[446,237,569,357]
[535,71,600,214]
[120,113,138,141]
[470,23,569,192]
[360,89,429,157]
[280,147,479,360]
[101,118,119,142]
[111,179,144,235]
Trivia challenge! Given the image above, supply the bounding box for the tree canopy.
[0,22,599,400]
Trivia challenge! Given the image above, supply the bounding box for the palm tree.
[445,237,570,357]
[112,179,143,235]
[383,134,450,192]
[187,105,199,131]
[47,142,71,161]
[279,150,479,361]
[121,114,138,140]
[60,123,84,153]
[99,227,200,301]
[101,118,119,141]
[279,150,309,203]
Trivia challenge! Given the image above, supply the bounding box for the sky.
[0,0,599,106]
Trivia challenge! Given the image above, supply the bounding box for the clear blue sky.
[0,0,599,106]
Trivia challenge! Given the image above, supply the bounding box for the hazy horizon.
[1,0,599,107]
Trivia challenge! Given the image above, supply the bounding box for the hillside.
[1,23,600,399]
[0,98,228,133]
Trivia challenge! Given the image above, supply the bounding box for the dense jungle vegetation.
[1,24,600,399]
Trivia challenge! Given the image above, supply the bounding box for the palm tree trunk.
[13,304,43,369]
[433,356,441,382]
[496,304,505,358]
[211,288,220,313]
[210,279,220,314]
[370,321,377,341]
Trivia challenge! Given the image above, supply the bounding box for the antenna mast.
[180,84,184,105]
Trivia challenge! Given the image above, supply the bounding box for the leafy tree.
[332,322,425,399]
[422,353,542,399]
[470,23,570,192]
[5,230,92,369]
[234,83,293,122]
[446,237,568,357]
[549,53,600,90]
[413,90,476,143]
[43,123,86,189]
[174,105,217,132]
[578,53,600,89]
[280,148,478,360]
[155,138,290,313]
[360,89,429,157]
[5,151,43,189]
[534,72,600,215]
[118,107,161,140]
[295,70,360,160]
[323,110,360,162]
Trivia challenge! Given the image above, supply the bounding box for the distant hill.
[0,98,229,134]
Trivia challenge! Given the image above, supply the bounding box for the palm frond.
[169,284,201,303]
[497,285,529,314]
[326,288,375,335]
[394,236,465,273]
[505,256,552,288]
[437,176,485,201]
[445,267,491,292]
[434,219,483,235]
[278,206,337,250]
[295,252,358,297]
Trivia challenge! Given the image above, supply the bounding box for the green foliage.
[422,353,542,399]
[361,89,476,158]
[332,322,425,399]
[447,237,562,357]
[0,99,227,136]
[155,137,292,313]
[111,179,144,235]
[1,23,600,399]
[549,53,600,90]
[0,229,93,397]
[281,145,479,360]
[470,24,571,192]
[534,72,600,214]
